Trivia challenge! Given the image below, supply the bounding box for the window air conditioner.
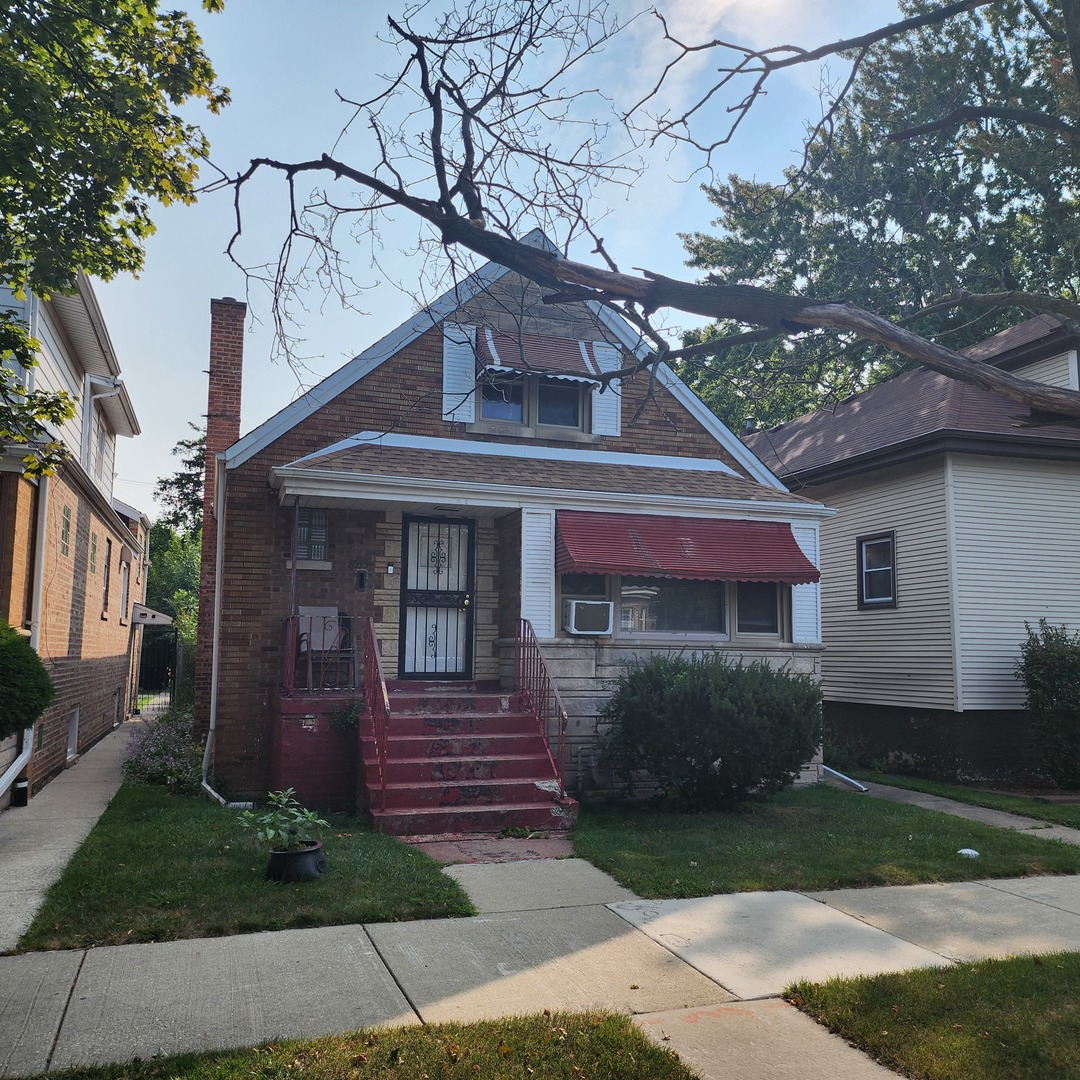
[562,599,614,635]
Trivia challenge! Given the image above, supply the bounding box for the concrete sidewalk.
[3,738,1080,1079]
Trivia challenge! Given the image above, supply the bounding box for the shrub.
[1017,619,1080,787]
[0,622,55,742]
[122,710,203,795]
[599,652,822,809]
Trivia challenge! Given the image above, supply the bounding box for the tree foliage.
[680,0,1080,425]
[0,622,55,741]
[145,522,200,643]
[0,0,226,472]
[226,0,1080,422]
[154,424,205,535]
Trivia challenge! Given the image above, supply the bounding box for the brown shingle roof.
[745,361,1080,483]
[282,442,818,506]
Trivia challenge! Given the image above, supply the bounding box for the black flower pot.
[266,840,327,882]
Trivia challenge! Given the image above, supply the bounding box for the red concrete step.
[368,730,548,758]
[373,753,555,785]
[377,775,562,810]
[369,800,577,836]
[386,711,540,737]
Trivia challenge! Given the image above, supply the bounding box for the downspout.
[200,454,251,809]
[0,475,50,800]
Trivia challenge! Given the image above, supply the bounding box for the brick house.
[744,316,1080,779]
[0,277,148,805]
[197,246,830,833]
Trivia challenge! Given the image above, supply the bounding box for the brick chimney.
[195,297,246,731]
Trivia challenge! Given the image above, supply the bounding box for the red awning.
[478,327,600,382]
[555,511,820,584]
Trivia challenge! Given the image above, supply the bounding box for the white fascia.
[285,430,742,477]
[270,465,833,522]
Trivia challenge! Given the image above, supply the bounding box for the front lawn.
[572,785,1080,897]
[855,771,1080,829]
[788,952,1080,1080]
[16,784,473,952]
[25,1012,693,1080]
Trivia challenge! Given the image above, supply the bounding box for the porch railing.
[363,617,392,809]
[515,618,567,798]
[281,613,359,693]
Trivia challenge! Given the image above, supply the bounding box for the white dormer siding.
[589,342,622,436]
[442,322,477,423]
[1015,349,1079,390]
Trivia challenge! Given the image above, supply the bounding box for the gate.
[137,626,179,716]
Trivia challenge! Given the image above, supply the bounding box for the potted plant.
[239,788,330,882]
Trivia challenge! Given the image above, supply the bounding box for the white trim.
[271,464,832,520]
[1070,348,1079,391]
[286,430,743,476]
[521,508,557,635]
[944,453,963,713]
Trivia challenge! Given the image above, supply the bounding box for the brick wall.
[28,471,137,790]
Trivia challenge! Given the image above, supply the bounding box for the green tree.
[154,424,205,535]
[145,522,200,642]
[1,0,226,472]
[679,0,1080,426]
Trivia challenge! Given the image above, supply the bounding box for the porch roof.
[555,511,820,583]
[270,435,824,514]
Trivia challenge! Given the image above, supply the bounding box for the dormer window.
[442,323,622,438]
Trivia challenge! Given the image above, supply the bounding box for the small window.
[620,577,726,634]
[736,581,780,634]
[60,505,71,557]
[102,538,112,610]
[858,532,896,608]
[477,373,588,433]
[537,380,582,427]
[561,572,607,598]
[480,377,524,422]
[297,508,328,561]
[119,562,130,620]
[89,532,98,574]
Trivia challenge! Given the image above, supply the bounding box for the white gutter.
[80,374,122,469]
[0,475,50,800]
[200,453,251,809]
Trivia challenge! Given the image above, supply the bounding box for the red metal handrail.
[515,618,567,797]
[363,617,392,809]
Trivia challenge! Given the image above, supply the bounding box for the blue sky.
[99,0,899,516]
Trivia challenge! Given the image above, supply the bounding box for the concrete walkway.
[2,737,1080,1080]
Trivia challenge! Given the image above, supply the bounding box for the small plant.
[122,710,202,794]
[238,788,329,851]
[328,699,364,734]
[599,652,822,810]
[1017,619,1080,787]
[0,622,55,742]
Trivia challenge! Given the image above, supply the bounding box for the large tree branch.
[887,105,1077,143]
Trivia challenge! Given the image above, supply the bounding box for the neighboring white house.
[745,315,1080,779]
[1,277,147,806]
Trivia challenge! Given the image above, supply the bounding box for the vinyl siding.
[816,460,955,709]
[32,302,84,457]
[950,454,1080,709]
[1014,350,1077,389]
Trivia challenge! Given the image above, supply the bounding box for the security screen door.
[400,516,475,677]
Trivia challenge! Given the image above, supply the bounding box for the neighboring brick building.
[0,277,147,804]
[197,241,830,831]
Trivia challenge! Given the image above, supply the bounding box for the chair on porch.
[296,606,355,689]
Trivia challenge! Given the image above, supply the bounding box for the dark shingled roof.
[744,319,1080,483]
[282,442,820,506]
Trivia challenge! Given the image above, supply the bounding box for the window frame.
[734,580,782,637]
[102,538,112,612]
[474,372,593,439]
[856,531,897,610]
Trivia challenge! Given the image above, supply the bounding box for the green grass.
[788,952,1080,1080]
[27,1012,693,1080]
[855,770,1080,829]
[571,785,1080,897]
[16,784,474,952]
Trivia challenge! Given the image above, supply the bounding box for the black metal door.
[137,626,178,715]
[399,516,475,678]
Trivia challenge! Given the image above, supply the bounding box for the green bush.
[1017,619,1080,787]
[599,652,823,809]
[122,710,203,795]
[0,622,55,742]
